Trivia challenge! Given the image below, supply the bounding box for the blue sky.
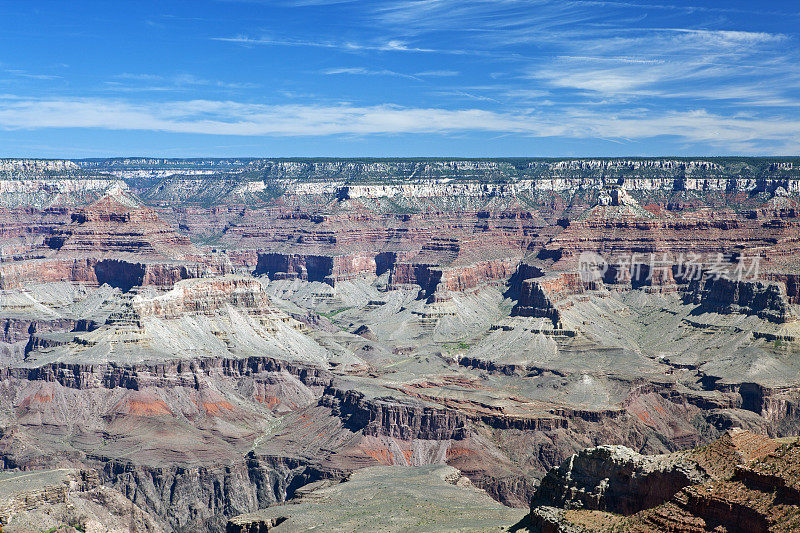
[1,0,799,157]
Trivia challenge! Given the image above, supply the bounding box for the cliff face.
[0,257,207,291]
[0,178,126,207]
[320,387,470,440]
[0,159,79,176]
[616,434,800,532]
[255,252,377,285]
[73,156,800,184]
[514,272,585,325]
[0,188,224,291]
[54,194,198,259]
[683,276,794,323]
[132,276,275,319]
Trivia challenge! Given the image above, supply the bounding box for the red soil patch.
[255,394,281,408]
[363,447,394,465]
[33,391,53,403]
[202,400,234,416]
[124,398,172,416]
[446,447,475,460]
[401,449,414,464]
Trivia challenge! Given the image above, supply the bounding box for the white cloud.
[365,1,800,110]
[415,70,459,77]
[0,96,797,153]
[525,27,800,107]
[321,67,458,80]
[213,35,441,53]
[5,69,62,80]
[322,67,419,80]
[109,73,260,91]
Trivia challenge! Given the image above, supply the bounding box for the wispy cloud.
[0,95,797,153]
[5,69,61,80]
[570,1,800,18]
[213,35,441,53]
[415,70,459,77]
[366,0,800,109]
[377,2,800,109]
[106,73,260,91]
[373,1,799,34]
[322,67,420,80]
[321,67,459,80]
[529,28,800,107]
[432,90,499,102]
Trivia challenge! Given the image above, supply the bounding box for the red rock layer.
[547,205,800,270]
[52,195,198,260]
[0,257,206,290]
[0,195,219,290]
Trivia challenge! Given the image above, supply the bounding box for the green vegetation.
[318,307,352,319]
[442,342,472,352]
[41,525,85,533]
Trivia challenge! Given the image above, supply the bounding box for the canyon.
[0,157,800,531]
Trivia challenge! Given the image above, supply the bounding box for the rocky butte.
[0,157,800,531]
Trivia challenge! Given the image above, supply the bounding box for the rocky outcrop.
[683,275,795,323]
[616,437,800,532]
[528,430,792,532]
[320,387,469,440]
[513,272,586,325]
[132,276,280,319]
[0,468,163,532]
[0,317,77,344]
[389,237,523,298]
[528,506,592,533]
[764,272,800,304]
[531,444,706,515]
[255,251,377,285]
[391,257,521,298]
